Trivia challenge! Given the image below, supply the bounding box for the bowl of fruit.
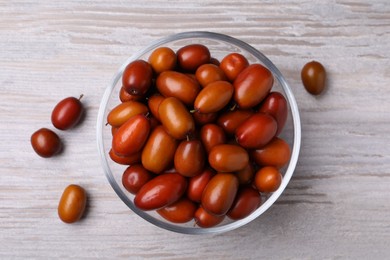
[97,31,301,234]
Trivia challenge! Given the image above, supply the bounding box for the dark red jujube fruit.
[31,128,62,158]
[122,60,153,96]
[51,96,84,130]
[134,173,188,211]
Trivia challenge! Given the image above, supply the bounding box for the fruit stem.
[193,220,198,227]
[229,103,237,111]
[79,94,84,100]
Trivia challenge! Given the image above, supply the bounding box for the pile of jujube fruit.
[107,44,291,228]
[30,95,87,224]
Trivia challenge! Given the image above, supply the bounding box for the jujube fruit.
[31,128,62,158]
[58,184,87,224]
[134,173,187,211]
[233,64,273,109]
[301,61,326,95]
[201,172,239,216]
[51,96,84,130]
[122,60,153,96]
[177,44,210,72]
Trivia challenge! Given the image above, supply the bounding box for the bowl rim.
[97,31,301,234]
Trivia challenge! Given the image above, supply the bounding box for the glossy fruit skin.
[233,64,274,109]
[107,101,148,127]
[174,140,205,177]
[156,197,197,223]
[194,81,234,113]
[148,47,177,74]
[187,168,215,203]
[217,109,254,136]
[147,94,165,121]
[119,86,143,102]
[156,71,200,106]
[193,111,218,125]
[201,172,239,216]
[254,166,282,193]
[251,137,291,169]
[194,206,225,228]
[301,61,326,95]
[235,113,277,149]
[122,164,154,194]
[195,64,227,87]
[208,144,249,172]
[134,173,187,211]
[200,124,226,154]
[220,53,249,82]
[227,186,261,220]
[51,96,83,130]
[31,128,62,158]
[109,149,141,165]
[122,60,153,96]
[158,97,195,140]
[141,126,178,174]
[258,92,288,136]
[58,184,87,224]
[112,114,150,156]
[236,163,254,185]
[177,44,211,72]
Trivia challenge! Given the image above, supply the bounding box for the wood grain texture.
[1,0,389,259]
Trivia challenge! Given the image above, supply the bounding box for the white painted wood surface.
[1,0,389,259]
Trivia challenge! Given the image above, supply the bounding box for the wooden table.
[1,1,389,259]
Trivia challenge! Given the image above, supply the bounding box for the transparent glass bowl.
[97,31,301,234]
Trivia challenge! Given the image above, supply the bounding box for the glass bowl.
[97,31,301,234]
